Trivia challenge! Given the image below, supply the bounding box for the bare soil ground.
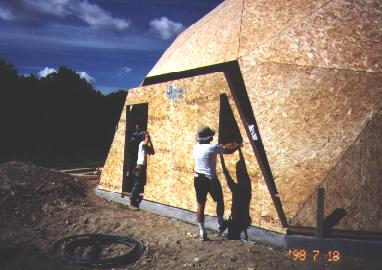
[0,161,381,270]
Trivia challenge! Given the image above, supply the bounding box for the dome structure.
[98,0,382,235]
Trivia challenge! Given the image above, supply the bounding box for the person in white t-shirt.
[193,125,242,240]
[130,131,154,209]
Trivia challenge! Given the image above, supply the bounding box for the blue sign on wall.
[166,85,185,101]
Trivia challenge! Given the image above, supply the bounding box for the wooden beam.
[316,187,325,238]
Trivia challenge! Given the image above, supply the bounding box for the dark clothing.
[130,164,146,206]
[130,130,145,144]
[194,173,223,204]
[125,130,145,192]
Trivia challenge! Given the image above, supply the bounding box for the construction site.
[1,0,382,269]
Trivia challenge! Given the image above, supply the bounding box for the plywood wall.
[99,72,285,232]
[239,0,328,57]
[98,105,128,192]
[249,0,382,72]
[147,0,243,77]
[239,58,382,223]
[149,0,382,76]
[291,108,382,232]
[100,0,382,233]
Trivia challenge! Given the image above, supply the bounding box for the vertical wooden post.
[316,187,325,238]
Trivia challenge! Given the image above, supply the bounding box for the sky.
[0,0,224,94]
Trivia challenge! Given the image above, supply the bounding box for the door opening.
[123,103,148,193]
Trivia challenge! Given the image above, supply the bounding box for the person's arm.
[223,143,242,154]
[142,132,155,155]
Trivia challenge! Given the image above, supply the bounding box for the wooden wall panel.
[100,0,382,234]
[99,72,285,232]
[147,0,243,77]
[239,58,382,222]
[239,0,327,57]
[98,104,128,192]
[249,0,382,72]
[149,0,382,76]
[292,108,382,232]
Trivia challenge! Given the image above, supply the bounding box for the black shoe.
[218,220,229,234]
[199,233,209,241]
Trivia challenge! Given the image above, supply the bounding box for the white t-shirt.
[136,141,147,165]
[193,144,225,178]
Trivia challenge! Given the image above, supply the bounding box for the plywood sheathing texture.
[147,0,243,77]
[99,72,285,232]
[149,0,382,76]
[292,107,382,232]
[101,0,382,233]
[239,57,382,223]
[250,0,382,72]
[98,104,128,192]
[239,0,329,58]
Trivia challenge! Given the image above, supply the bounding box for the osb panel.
[147,0,243,77]
[224,94,284,232]
[250,0,382,72]
[99,71,285,231]
[239,57,382,222]
[98,104,128,192]
[239,0,328,57]
[292,108,382,232]
[291,139,361,228]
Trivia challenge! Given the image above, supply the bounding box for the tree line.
[0,58,127,166]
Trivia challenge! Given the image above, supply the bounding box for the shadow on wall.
[220,151,252,239]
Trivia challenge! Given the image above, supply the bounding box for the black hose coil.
[53,234,144,268]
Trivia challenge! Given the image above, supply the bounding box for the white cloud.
[0,0,130,31]
[96,85,125,94]
[0,23,165,51]
[121,66,132,74]
[38,67,94,82]
[0,7,14,21]
[76,1,129,30]
[38,67,56,77]
[149,17,185,40]
[77,71,95,82]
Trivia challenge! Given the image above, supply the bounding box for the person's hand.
[233,143,242,148]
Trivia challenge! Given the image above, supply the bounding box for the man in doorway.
[130,131,154,210]
[193,125,242,240]
[126,122,145,192]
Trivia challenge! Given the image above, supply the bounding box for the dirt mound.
[0,161,86,225]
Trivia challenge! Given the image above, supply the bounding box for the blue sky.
[0,0,223,93]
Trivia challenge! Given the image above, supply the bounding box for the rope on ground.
[53,234,144,268]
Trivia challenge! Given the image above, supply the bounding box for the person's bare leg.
[216,199,228,233]
[197,202,207,239]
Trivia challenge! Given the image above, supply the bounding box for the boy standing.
[130,131,154,209]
